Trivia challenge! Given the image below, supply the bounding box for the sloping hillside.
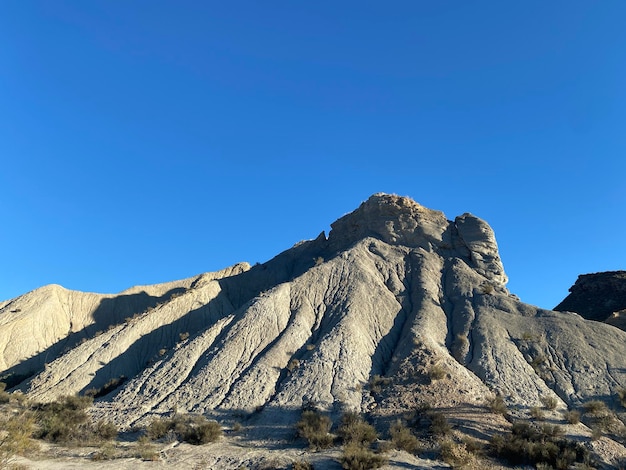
[3,193,626,468]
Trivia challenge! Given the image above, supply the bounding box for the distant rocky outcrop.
[554,271,626,323]
[2,193,626,468]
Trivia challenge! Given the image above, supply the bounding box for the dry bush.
[439,439,477,469]
[146,417,173,440]
[618,387,626,408]
[582,400,607,416]
[428,364,447,381]
[179,416,222,444]
[337,412,377,447]
[429,412,451,437]
[0,411,37,467]
[487,395,508,415]
[563,410,581,424]
[32,395,94,444]
[541,396,558,410]
[92,442,116,461]
[0,384,10,404]
[530,406,545,420]
[291,460,313,470]
[490,420,587,469]
[136,435,159,461]
[368,375,391,395]
[340,443,386,470]
[146,414,220,444]
[296,410,333,450]
[389,420,421,454]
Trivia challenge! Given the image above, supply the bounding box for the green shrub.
[337,412,377,447]
[389,420,421,454]
[296,410,333,450]
[340,443,386,470]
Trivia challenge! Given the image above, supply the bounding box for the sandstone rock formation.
[555,271,626,323]
[2,193,626,468]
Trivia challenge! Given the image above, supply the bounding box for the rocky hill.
[2,193,626,469]
[555,271,626,330]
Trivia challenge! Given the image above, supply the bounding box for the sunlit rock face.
[3,193,626,468]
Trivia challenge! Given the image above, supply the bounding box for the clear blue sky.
[1,1,624,310]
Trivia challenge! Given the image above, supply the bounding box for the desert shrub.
[530,406,545,420]
[146,417,173,440]
[94,420,119,440]
[439,439,476,468]
[563,410,581,424]
[340,443,386,470]
[86,376,127,399]
[490,420,588,469]
[147,414,221,444]
[0,411,37,467]
[428,363,447,381]
[618,387,626,408]
[179,332,190,342]
[368,375,390,395]
[32,395,93,443]
[389,420,421,454]
[429,412,451,436]
[337,412,377,446]
[582,400,608,416]
[292,460,313,470]
[481,283,495,294]
[296,410,333,450]
[487,394,508,415]
[179,416,222,444]
[530,354,547,372]
[92,442,116,461]
[0,383,10,404]
[287,359,300,373]
[541,396,558,410]
[136,435,159,461]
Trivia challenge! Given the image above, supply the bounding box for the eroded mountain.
[2,193,626,468]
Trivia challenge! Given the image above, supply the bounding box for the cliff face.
[554,271,626,323]
[2,193,626,468]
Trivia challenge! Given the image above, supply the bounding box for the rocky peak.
[555,270,626,322]
[328,193,507,286]
[328,193,449,250]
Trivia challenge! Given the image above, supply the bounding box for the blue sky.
[1,1,624,309]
